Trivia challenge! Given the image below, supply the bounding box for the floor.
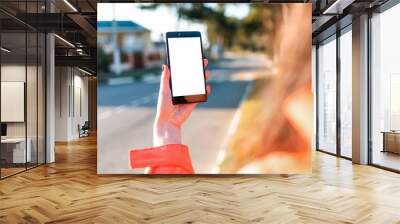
[0,135,400,223]
[0,167,25,178]
[373,150,400,171]
[1,163,44,179]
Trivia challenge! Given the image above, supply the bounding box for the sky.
[97,3,250,45]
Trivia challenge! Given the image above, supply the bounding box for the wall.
[1,63,45,165]
[55,66,69,141]
[1,65,39,138]
[55,67,89,141]
[1,65,25,136]
[352,14,369,164]
[72,72,89,138]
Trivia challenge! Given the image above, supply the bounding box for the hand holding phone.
[153,60,210,147]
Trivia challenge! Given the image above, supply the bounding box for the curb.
[106,75,161,86]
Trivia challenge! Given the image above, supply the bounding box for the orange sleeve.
[129,144,194,174]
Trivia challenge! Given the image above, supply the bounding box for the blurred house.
[97,20,165,73]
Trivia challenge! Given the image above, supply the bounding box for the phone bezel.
[166,31,207,105]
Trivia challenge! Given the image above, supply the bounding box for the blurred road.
[98,53,269,174]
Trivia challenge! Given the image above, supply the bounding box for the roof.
[97,20,149,33]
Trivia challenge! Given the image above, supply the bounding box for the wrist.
[153,121,182,146]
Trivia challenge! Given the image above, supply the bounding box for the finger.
[205,71,209,80]
[206,84,211,96]
[160,64,170,93]
[203,58,208,68]
[161,64,170,82]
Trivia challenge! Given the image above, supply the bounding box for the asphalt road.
[97,53,268,174]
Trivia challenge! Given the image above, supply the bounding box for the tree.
[139,3,281,53]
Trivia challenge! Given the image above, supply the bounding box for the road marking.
[212,82,254,174]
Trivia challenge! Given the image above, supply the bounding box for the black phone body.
[166,31,207,104]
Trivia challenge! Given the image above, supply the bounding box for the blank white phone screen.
[168,37,205,97]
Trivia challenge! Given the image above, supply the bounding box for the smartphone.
[166,31,207,104]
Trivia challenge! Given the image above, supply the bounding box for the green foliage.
[234,5,281,54]
[140,3,281,53]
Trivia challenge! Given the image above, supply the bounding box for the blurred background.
[97,3,279,82]
[97,3,311,174]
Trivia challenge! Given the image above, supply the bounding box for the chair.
[78,121,90,138]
